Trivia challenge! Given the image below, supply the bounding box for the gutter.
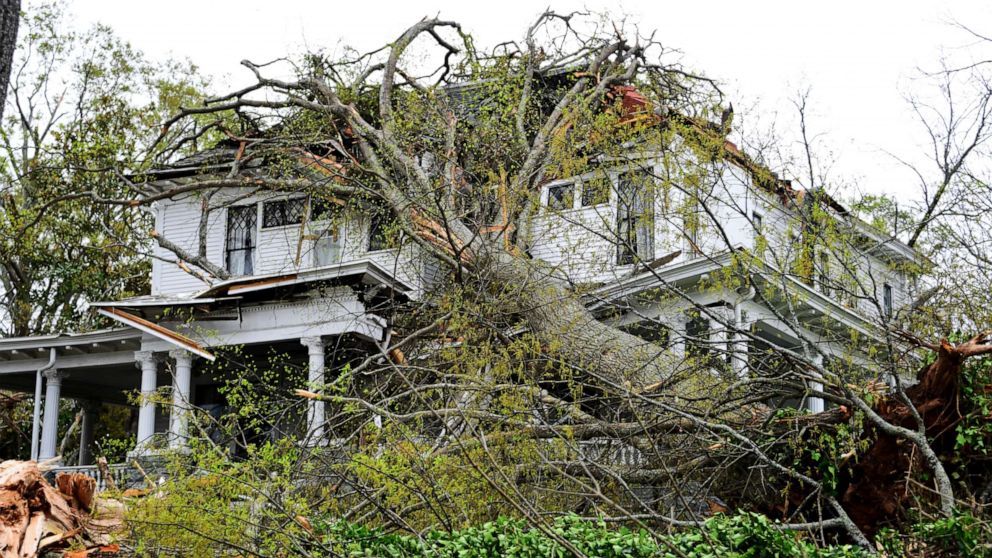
[30,348,56,461]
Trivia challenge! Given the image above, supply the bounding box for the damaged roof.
[90,259,411,319]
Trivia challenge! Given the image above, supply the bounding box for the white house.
[0,122,922,470]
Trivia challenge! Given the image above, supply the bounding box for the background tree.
[0,1,209,461]
[0,0,18,120]
[0,1,209,336]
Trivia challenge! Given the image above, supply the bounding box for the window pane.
[263,198,306,228]
[368,211,393,251]
[285,198,306,225]
[315,230,342,267]
[547,184,574,210]
[685,314,710,358]
[311,197,340,222]
[616,173,654,264]
[262,200,286,228]
[581,174,609,206]
[818,252,830,294]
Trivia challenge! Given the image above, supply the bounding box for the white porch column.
[710,316,728,372]
[168,349,194,450]
[77,400,98,466]
[731,315,751,379]
[671,314,688,359]
[300,336,326,443]
[134,351,161,449]
[39,369,66,461]
[808,354,825,413]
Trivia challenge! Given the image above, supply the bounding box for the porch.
[0,260,410,466]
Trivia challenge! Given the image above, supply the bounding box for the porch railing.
[46,463,137,492]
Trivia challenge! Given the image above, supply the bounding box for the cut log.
[17,512,43,558]
[56,474,96,512]
[0,461,123,557]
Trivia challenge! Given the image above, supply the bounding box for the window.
[310,197,340,222]
[314,226,343,267]
[581,174,610,207]
[546,183,574,210]
[817,251,830,295]
[752,211,763,231]
[616,173,655,265]
[368,210,396,252]
[621,321,671,347]
[225,205,257,275]
[883,283,893,318]
[685,314,710,358]
[262,198,306,228]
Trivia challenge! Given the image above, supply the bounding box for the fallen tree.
[41,9,991,554]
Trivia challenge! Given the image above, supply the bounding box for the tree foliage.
[0,1,209,336]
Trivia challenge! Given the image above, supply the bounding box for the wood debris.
[0,460,126,557]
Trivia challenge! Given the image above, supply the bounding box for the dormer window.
[225,205,257,275]
[262,197,306,228]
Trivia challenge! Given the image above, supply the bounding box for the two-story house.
[0,108,922,472]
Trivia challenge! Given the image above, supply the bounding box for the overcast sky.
[53,0,992,200]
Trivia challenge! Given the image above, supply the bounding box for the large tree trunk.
[0,0,19,122]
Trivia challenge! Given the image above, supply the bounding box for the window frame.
[615,171,655,265]
[261,197,307,229]
[883,283,893,318]
[224,204,258,276]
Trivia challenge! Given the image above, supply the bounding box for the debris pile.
[0,460,123,557]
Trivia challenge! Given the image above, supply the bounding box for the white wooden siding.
[151,189,436,296]
[527,158,915,319]
[153,195,225,294]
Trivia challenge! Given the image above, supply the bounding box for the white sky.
[53,0,992,200]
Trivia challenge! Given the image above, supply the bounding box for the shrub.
[311,513,868,558]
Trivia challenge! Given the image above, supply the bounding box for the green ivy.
[955,354,992,455]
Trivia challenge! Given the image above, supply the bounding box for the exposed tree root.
[833,333,992,536]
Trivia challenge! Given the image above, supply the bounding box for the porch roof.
[0,329,142,399]
[90,258,412,319]
[585,249,883,343]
